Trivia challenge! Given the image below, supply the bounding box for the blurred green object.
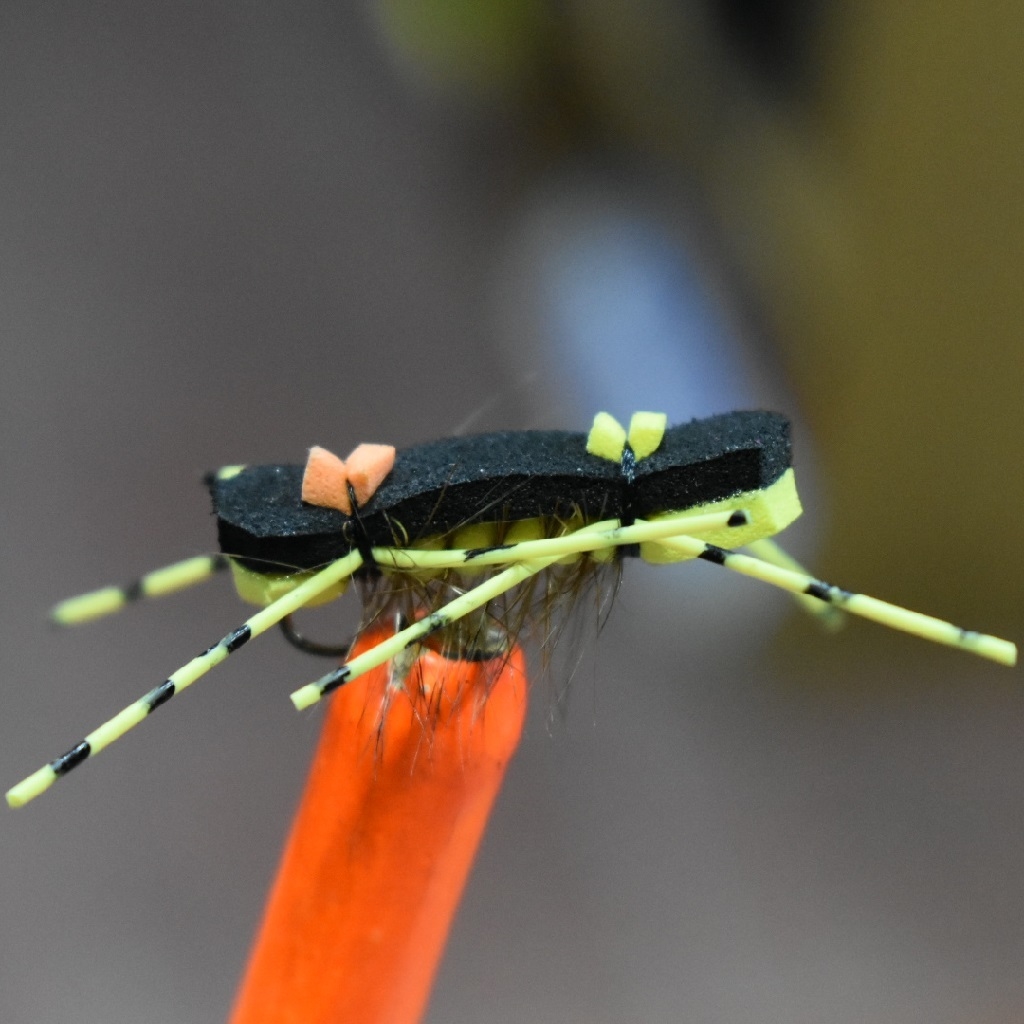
[376,0,553,99]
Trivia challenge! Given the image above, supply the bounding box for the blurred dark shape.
[711,0,827,96]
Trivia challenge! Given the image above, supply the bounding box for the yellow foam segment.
[586,412,627,463]
[503,517,546,545]
[450,521,499,574]
[302,446,351,513]
[451,521,499,549]
[627,411,668,459]
[229,560,350,608]
[392,532,446,581]
[345,443,397,506]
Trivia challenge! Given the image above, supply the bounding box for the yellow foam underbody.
[640,468,801,563]
[227,468,801,605]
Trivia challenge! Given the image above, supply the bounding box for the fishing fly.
[6,410,1016,808]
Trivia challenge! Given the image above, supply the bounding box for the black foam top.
[212,411,791,572]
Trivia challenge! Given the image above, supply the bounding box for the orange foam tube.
[228,629,528,1024]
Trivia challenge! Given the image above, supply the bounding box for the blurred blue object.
[492,178,819,666]
[539,210,759,425]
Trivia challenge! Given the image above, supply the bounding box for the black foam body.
[212,411,791,572]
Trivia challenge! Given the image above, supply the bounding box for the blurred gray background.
[2,4,1022,1022]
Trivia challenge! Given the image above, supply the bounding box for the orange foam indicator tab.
[344,443,396,508]
[301,446,352,514]
[228,627,528,1024]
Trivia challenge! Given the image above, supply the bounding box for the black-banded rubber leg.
[745,539,845,630]
[661,536,1016,666]
[7,549,364,808]
[51,555,231,626]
